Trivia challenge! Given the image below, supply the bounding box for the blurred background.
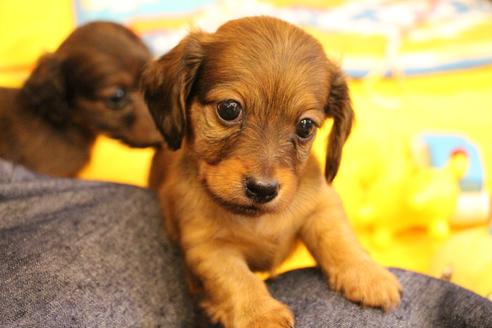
[1,0,491,297]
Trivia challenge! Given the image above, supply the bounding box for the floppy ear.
[324,66,354,183]
[140,32,205,150]
[21,54,69,125]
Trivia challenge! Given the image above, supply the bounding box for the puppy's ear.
[21,54,69,125]
[141,32,205,150]
[324,65,354,183]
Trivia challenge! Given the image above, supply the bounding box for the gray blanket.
[1,159,491,327]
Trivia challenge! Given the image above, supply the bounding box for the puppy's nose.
[245,177,279,203]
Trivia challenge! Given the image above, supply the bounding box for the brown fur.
[142,16,401,327]
[0,21,162,177]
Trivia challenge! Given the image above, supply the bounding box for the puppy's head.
[21,21,162,147]
[142,16,353,215]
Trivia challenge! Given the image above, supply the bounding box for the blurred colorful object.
[334,131,474,247]
[422,134,485,191]
[421,134,491,226]
[430,225,492,297]
[75,0,492,78]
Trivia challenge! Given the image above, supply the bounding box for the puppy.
[142,16,401,328]
[0,21,162,177]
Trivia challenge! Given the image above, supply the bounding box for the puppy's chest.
[230,214,302,272]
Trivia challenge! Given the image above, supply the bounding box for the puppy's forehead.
[200,17,330,114]
[58,22,152,91]
[59,22,151,69]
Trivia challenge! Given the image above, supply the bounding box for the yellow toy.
[430,225,492,298]
[336,131,468,247]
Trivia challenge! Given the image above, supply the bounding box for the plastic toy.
[430,224,492,298]
[363,148,465,246]
[421,134,485,191]
[421,134,490,227]
[336,131,475,247]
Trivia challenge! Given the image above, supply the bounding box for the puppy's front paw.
[329,261,402,311]
[238,298,294,328]
[203,296,294,328]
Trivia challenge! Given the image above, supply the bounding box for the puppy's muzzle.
[244,177,279,204]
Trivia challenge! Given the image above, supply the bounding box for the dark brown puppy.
[142,16,401,328]
[0,21,162,177]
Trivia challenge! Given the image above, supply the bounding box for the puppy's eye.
[296,118,316,140]
[106,87,128,110]
[216,99,242,123]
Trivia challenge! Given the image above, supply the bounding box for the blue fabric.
[1,159,491,327]
[269,268,492,328]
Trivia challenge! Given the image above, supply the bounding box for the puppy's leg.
[185,243,294,328]
[300,186,401,311]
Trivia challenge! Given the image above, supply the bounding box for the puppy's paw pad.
[330,262,402,311]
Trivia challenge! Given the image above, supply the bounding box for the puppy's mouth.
[202,181,265,217]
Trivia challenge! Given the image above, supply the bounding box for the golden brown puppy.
[142,16,401,328]
[0,21,162,177]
